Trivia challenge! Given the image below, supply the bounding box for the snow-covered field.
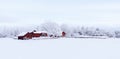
[0,38,120,59]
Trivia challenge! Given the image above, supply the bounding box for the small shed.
[62,31,66,37]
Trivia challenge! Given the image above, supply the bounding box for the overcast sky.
[0,0,120,26]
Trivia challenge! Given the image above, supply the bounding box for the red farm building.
[18,30,66,40]
[18,31,48,40]
[62,31,66,37]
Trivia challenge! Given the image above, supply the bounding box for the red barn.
[18,31,48,40]
[18,31,66,40]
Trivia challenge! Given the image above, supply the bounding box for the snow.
[0,38,120,59]
[34,31,48,33]
[17,32,27,36]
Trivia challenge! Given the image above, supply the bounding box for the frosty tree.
[40,22,62,36]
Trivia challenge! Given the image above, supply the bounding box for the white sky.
[0,0,120,26]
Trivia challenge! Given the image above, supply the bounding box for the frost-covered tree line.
[0,22,120,38]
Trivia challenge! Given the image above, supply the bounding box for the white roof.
[18,31,48,36]
[18,32,27,36]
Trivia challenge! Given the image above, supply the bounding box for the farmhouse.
[18,31,48,40]
[18,31,66,40]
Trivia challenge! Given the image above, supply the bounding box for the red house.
[18,31,48,40]
[18,31,66,40]
[62,31,66,37]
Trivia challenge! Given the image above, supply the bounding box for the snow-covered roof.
[18,32,27,36]
[17,31,48,36]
